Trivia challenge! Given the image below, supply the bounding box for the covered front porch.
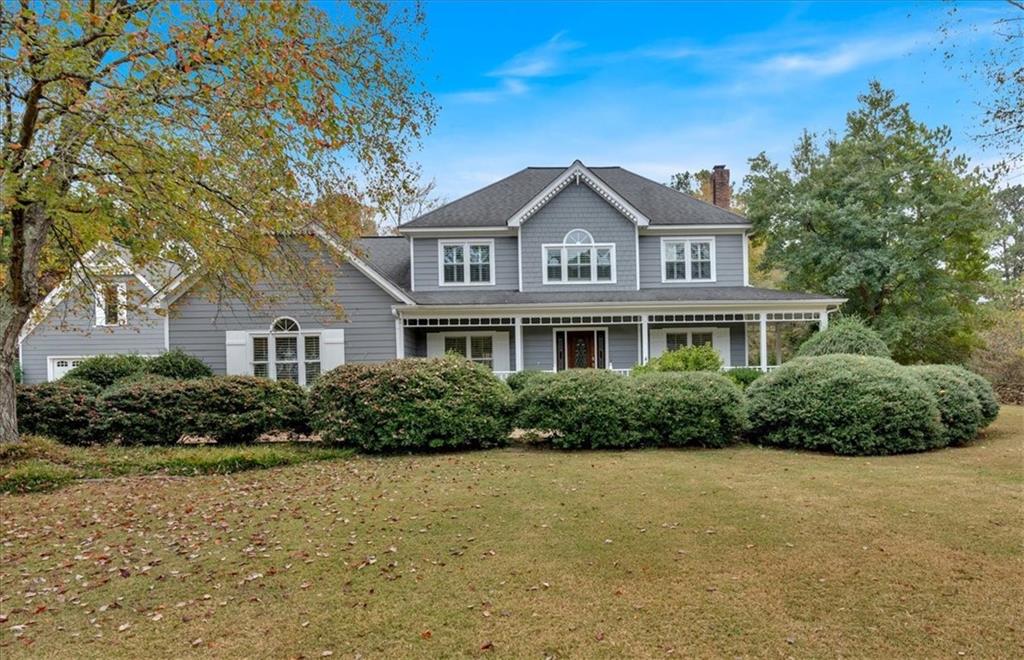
[396,304,837,378]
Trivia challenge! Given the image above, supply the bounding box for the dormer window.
[94,282,127,326]
[439,240,495,286]
[543,229,615,284]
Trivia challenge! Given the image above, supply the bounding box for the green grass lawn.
[1,406,1021,658]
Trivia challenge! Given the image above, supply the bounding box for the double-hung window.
[661,238,715,282]
[665,330,714,352]
[443,334,494,369]
[440,240,494,285]
[252,317,321,386]
[543,229,616,284]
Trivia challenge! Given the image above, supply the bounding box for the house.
[18,161,845,384]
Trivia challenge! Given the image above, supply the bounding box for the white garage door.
[48,357,93,381]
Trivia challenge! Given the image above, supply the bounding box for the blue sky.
[387,1,1006,200]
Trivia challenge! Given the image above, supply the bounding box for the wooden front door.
[565,331,595,369]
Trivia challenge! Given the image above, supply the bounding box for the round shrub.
[63,354,147,388]
[956,369,1000,426]
[99,375,308,444]
[796,317,891,359]
[725,367,763,390]
[515,369,643,449]
[17,380,104,444]
[906,365,983,446]
[631,372,747,447]
[633,344,723,374]
[308,356,513,452]
[746,355,943,455]
[143,349,213,379]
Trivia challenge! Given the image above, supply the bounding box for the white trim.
[94,281,128,327]
[640,224,751,234]
[243,325,333,386]
[759,312,768,371]
[163,312,170,350]
[659,236,717,284]
[46,355,94,382]
[409,236,416,292]
[819,309,829,331]
[395,314,405,358]
[508,161,651,227]
[742,232,750,287]
[641,315,650,364]
[634,225,640,291]
[395,300,847,316]
[516,228,523,292]
[514,316,524,372]
[541,231,617,285]
[551,326,610,371]
[648,326,731,367]
[399,226,517,236]
[437,238,496,287]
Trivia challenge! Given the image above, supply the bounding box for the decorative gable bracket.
[507,160,651,227]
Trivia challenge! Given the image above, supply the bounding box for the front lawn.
[1,406,1021,657]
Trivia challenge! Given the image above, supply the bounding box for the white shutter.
[491,332,510,372]
[320,329,346,371]
[426,333,444,358]
[649,329,668,358]
[225,331,251,375]
[712,328,731,367]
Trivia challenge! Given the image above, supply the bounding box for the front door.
[566,331,595,369]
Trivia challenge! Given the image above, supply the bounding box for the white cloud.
[489,31,583,78]
[757,33,928,77]
[445,78,528,104]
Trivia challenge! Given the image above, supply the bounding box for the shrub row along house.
[18,161,845,384]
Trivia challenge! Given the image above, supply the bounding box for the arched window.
[271,317,300,332]
[543,229,615,284]
[252,317,320,385]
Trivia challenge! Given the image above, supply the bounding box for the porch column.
[759,312,768,371]
[819,309,829,331]
[514,317,524,372]
[640,315,650,364]
[394,314,404,358]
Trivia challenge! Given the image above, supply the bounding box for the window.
[443,334,493,369]
[543,229,616,284]
[95,282,127,326]
[666,332,688,352]
[251,317,321,385]
[691,332,713,347]
[439,240,494,285]
[661,238,715,282]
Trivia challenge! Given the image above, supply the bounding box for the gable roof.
[400,162,748,229]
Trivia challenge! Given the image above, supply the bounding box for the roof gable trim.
[508,161,651,228]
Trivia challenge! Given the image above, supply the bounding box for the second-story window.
[440,240,494,285]
[94,282,127,326]
[543,229,616,284]
[662,237,716,282]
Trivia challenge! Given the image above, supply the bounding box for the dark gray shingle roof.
[406,287,839,306]
[401,165,747,228]
[355,236,410,290]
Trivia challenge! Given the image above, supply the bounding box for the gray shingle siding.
[20,277,165,384]
[638,234,744,288]
[169,252,399,374]
[411,236,518,292]
[520,184,637,293]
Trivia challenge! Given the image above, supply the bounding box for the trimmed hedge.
[505,369,554,392]
[308,356,513,452]
[632,372,747,447]
[515,369,746,449]
[906,365,983,446]
[957,369,1000,426]
[16,380,104,445]
[747,355,943,455]
[633,344,723,374]
[143,349,213,379]
[64,354,148,388]
[99,376,308,444]
[796,317,891,359]
[725,367,763,389]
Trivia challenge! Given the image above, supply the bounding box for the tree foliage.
[0,0,435,441]
[743,82,996,363]
[992,185,1024,283]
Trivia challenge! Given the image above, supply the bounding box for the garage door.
[48,357,92,381]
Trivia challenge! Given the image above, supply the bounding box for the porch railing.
[494,365,778,381]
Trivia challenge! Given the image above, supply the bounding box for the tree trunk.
[0,348,17,443]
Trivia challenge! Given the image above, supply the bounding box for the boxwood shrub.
[17,380,104,444]
[746,354,943,455]
[725,367,763,390]
[504,369,554,392]
[631,372,747,447]
[308,356,513,452]
[796,317,891,359]
[99,375,308,444]
[632,344,723,373]
[905,365,983,446]
[956,368,1000,426]
[143,349,213,379]
[63,354,148,388]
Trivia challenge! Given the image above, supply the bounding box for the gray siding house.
[19,161,844,384]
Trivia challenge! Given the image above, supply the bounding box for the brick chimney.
[711,165,731,209]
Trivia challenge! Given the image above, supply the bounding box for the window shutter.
[225,331,250,375]
[649,329,667,358]
[320,329,346,372]
[712,328,731,367]
[426,333,444,358]
[491,332,510,372]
